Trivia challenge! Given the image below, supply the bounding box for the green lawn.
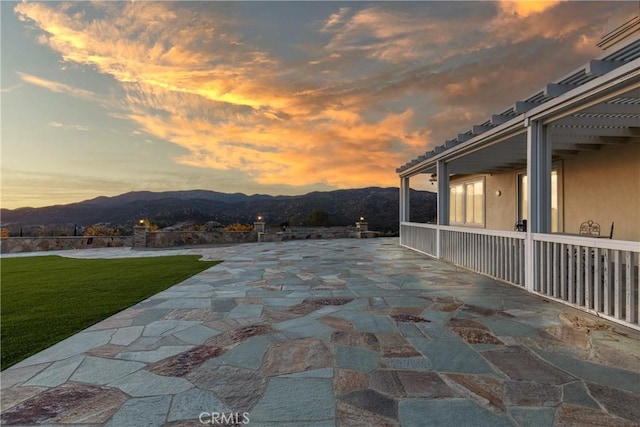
[1,255,219,369]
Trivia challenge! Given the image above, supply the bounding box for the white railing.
[400,222,640,330]
[533,234,640,328]
[441,226,525,287]
[400,222,438,257]
[400,222,525,287]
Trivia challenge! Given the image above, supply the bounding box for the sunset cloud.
[17,72,95,101]
[8,0,634,206]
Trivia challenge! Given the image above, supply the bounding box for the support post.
[399,177,410,223]
[525,119,552,292]
[436,160,449,259]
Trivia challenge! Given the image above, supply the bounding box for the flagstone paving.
[2,239,640,426]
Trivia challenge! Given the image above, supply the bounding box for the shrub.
[224,223,254,232]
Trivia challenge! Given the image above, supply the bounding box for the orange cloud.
[17,72,95,101]
[497,1,563,18]
[14,1,432,191]
[13,0,620,193]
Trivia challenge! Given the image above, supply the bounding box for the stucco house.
[397,15,640,330]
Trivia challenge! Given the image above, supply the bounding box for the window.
[450,179,484,226]
[518,169,559,232]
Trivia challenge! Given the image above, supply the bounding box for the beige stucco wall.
[450,172,518,231]
[563,142,639,242]
[448,141,639,241]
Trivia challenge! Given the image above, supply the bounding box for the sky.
[1,1,637,209]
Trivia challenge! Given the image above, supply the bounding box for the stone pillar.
[356,221,368,232]
[254,221,266,233]
[133,225,148,249]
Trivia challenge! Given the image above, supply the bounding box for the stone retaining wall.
[259,227,355,242]
[142,230,257,248]
[0,236,133,254]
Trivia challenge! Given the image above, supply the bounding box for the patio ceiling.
[398,34,640,178]
[444,85,640,176]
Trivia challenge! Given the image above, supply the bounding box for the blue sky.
[1,1,637,208]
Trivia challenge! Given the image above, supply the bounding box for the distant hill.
[0,187,436,234]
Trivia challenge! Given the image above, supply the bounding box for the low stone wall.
[0,236,133,254]
[142,230,258,248]
[259,227,355,242]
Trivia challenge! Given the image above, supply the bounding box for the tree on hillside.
[305,209,331,227]
[84,224,120,236]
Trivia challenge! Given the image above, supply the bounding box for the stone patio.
[2,239,639,426]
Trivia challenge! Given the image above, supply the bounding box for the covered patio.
[1,239,640,426]
[398,17,640,331]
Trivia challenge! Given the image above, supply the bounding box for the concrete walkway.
[2,239,639,426]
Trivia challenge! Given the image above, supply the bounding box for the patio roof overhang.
[398,32,640,179]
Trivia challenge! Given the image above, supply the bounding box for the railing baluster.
[545,241,552,294]
[576,245,583,306]
[594,247,602,312]
[568,244,575,303]
[604,249,612,316]
[553,242,559,297]
[585,246,592,309]
[625,251,636,324]
[614,250,623,319]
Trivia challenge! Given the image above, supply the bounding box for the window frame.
[516,162,564,233]
[449,177,486,228]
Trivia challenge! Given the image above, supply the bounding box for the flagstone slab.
[105,395,171,427]
[380,357,432,371]
[167,387,228,422]
[279,367,334,378]
[110,326,145,346]
[335,345,380,372]
[371,370,457,398]
[131,309,173,326]
[333,368,369,395]
[317,315,356,331]
[336,400,399,427]
[481,347,575,384]
[108,370,193,397]
[503,380,561,407]
[274,317,335,338]
[562,381,600,409]
[143,320,201,337]
[0,363,50,389]
[337,389,397,420]
[11,329,115,367]
[331,331,380,351]
[443,373,505,412]
[533,349,640,394]
[555,403,636,426]
[227,303,264,319]
[399,399,513,427]
[24,355,85,387]
[70,356,145,385]
[249,378,335,422]
[148,345,224,377]
[1,383,127,425]
[173,324,221,345]
[586,382,640,422]
[187,365,267,412]
[219,335,279,370]
[507,407,556,426]
[408,337,498,375]
[116,345,194,363]
[1,386,48,412]
[331,311,397,333]
[261,338,334,376]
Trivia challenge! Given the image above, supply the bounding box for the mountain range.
[1,187,436,234]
